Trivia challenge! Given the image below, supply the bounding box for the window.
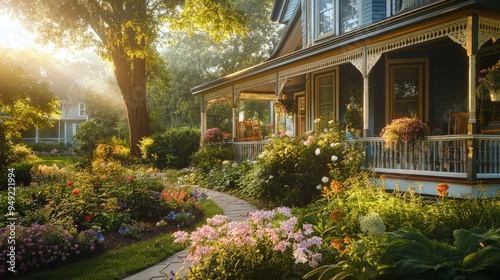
[315,71,338,123]
[78,103,86,116]
[386,59,429,122]
[340,0,359,33]
[318,0,335,36]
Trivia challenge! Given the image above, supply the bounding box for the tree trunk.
[113,55,152,156]
[125,92,151,156]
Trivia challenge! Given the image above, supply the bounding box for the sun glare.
[0,13,36,50]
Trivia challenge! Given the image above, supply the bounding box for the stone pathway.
[122,187,259,280]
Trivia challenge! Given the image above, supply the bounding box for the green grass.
[35,156,84,167]
[19,200,223,280]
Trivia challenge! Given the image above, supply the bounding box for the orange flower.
[330,210,344,223]
[436,183,449,197]
[344,237,351,244]
[330,181,343,193]
[331,239,344,251]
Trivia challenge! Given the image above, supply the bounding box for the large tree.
[1,0,247,155]
[148,0,281,131]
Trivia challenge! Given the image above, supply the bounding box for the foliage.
[477,59,500,95]
[173,208,323,279]
[190,143,235,173]
[24,142,74,156]
[140,127,200,170]
[0,223,100,276]
[94,142,131,164]
[0,56,60,139]
[73,120,113,156]
[194,160,253,193]
[377,227,500,279]
[380,117,429,148]
[344,96,363,137]
[1,0,248,155]
[274,94,297,115]
[239,120,363,208]
[200,127,224,145]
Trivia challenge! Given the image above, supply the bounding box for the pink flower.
[125,175,133,183]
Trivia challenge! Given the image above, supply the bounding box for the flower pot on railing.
[489,88,500,102]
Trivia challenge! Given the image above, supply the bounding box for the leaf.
[454,228,488,257]
[394,259,435,275]
[463,245,500,270]
[303,264,344,279]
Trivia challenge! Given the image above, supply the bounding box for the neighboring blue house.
[22,80,88,144]
[192,0,500,196]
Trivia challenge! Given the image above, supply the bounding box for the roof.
[191,0,496,95]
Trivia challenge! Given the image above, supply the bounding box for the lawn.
[35,156,84,166]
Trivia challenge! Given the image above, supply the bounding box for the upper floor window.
[318,0,335,36]
[315,0,360,38]
[389,0,439,15]
[340,0,359,33]
[78,103,86,116]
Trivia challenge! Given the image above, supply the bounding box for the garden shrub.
[173,207,323,279]
[25,142,74,156]
[140,127,200,170]
[190,143,235,173]
[239,121,363,208]
[94,142,131,164]
[194,160,252,193]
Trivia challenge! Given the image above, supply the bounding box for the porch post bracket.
[478,17,500,50]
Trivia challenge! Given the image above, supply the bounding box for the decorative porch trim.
[367,17,468,74]
[204,87,232,102]
[478,17,500,49]
[278,48,364,80]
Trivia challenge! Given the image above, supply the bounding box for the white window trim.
[78,103,86,116]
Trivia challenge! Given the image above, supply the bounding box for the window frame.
[314,68,340,123]
[78,103,86,116]
[316,0,336,38]
[385,57,430,124]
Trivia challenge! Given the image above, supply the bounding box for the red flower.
[85,216,91,222]
[436,183,449,197]
[125,175,133,183]
[67,181,73,186]
[72,188,80,195]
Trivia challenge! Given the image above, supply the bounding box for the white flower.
[293,248,308,264]
[316,185,322,190]
[315,148,321,155]
[269,175,274,179]
[330,142,341,148]
[331,155,338,162]
[359,212,386,236]
[314,118,321,124]
[321,176,329,183]
[222,160,230,165]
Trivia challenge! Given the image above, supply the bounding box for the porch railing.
[231,135,500,180]
[359,135,500,179]
[233,141,268,161]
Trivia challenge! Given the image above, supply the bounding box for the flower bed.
[0,160,206,277]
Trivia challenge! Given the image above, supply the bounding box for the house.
[22,80,88,144]
[192,0,500,196]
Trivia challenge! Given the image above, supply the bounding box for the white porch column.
[200,96,207,134]
[362,46,370,138]
[467,54,477,132]
[35,128,39,143]
[232,88,238,142]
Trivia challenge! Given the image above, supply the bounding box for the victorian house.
[192,0,500,196]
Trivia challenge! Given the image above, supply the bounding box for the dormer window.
[318,0,335,36]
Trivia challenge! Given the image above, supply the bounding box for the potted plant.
[274,94,296,115]
[380,117,429,149]
[477,60,500,102]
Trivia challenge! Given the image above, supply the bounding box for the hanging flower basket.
[274,95,296,115]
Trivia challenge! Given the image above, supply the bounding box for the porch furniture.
[446,110,468,172]
[237,120,262,142]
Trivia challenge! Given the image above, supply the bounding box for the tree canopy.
[0,0,248,155]
[0,56,60,138]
